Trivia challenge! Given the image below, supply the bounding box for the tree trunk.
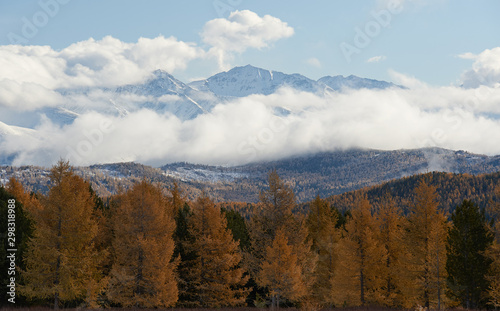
[360,247,365,306]
[360,268,365,305]
[437,244,441,310]
[54,292,59,310]
[54,209,62,310]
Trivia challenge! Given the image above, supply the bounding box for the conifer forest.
[1,160,500,310]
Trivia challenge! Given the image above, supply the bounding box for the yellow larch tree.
[108,180,178,307]
[248,170,315,306]
[20,160,103,309]
[258,228,307,309]
[305,195,339,306]
[376,193,411,307]
[6,177,43,214]
[406,180,449,310]
[331,193,386,307]
[170,181,187,214]
[183,192,248,307]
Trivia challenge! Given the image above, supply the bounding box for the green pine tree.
[446,200,494,309]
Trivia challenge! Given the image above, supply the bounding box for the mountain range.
[0,64,404,167]
[0,65,400,129]
[1,147,499,203]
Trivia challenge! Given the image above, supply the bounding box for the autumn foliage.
[1,163,499,309]
[107,180,178,307]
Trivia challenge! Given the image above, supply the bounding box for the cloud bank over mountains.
[0,10,499,167]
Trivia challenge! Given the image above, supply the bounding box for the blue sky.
[1,0,499,85]
[1,0,500,166]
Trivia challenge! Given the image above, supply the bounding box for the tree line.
[1,160,500,309]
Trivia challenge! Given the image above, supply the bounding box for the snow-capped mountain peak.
[189,65,319,97]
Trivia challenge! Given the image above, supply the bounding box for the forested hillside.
[326,171,500,215]
[2,148,500,203]
[2,161,500,309]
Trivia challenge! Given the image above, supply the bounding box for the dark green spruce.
[446,199,494,309]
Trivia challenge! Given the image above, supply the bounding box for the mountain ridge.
[1,147,499,203]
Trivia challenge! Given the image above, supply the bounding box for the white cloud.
[3,83,500,167]
[460,47,500,88]
[0,35,204,94]
[306,57,321,68]
[2,35,500,167]
[388,69,428,89]
[457,52,476,60]
[366,55,386,63]
[201,10,294,70]
[0,80,65,110]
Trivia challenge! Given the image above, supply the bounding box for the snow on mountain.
[42,65,399,125]
[189,65,320,97]
[0,121,35,137]
[0,121,36,165]
[115,69,220,120]
[318,75,401,91]
[0,65,403,166]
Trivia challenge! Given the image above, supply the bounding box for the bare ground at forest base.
[0,307,484,311]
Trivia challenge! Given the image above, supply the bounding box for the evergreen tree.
[258,228,306,309]
[486,186,500,307]
[184,193,248,307]
[174,202,196,305]
[331,194,386,307]
[108,180,178,307]
[170,181,186,214]
[446,200,493,308]
[406,180,449,310]
[223,208,251,251]
[20,161,103,309]
[305,195,339,306]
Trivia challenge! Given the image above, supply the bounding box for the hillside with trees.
[326,171,500,215]
[1,161,499,309]
[2,148,500,204]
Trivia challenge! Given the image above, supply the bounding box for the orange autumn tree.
[6,177,43,214]
[20,160,103,309]
[248,170,314,307]
[258,228,307,309]
[108,180,178,307]
[406,180,449,310]
[305,195,339,306]
[331,194,386,307]
[376,193,411,307]
[182,192,248,307]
